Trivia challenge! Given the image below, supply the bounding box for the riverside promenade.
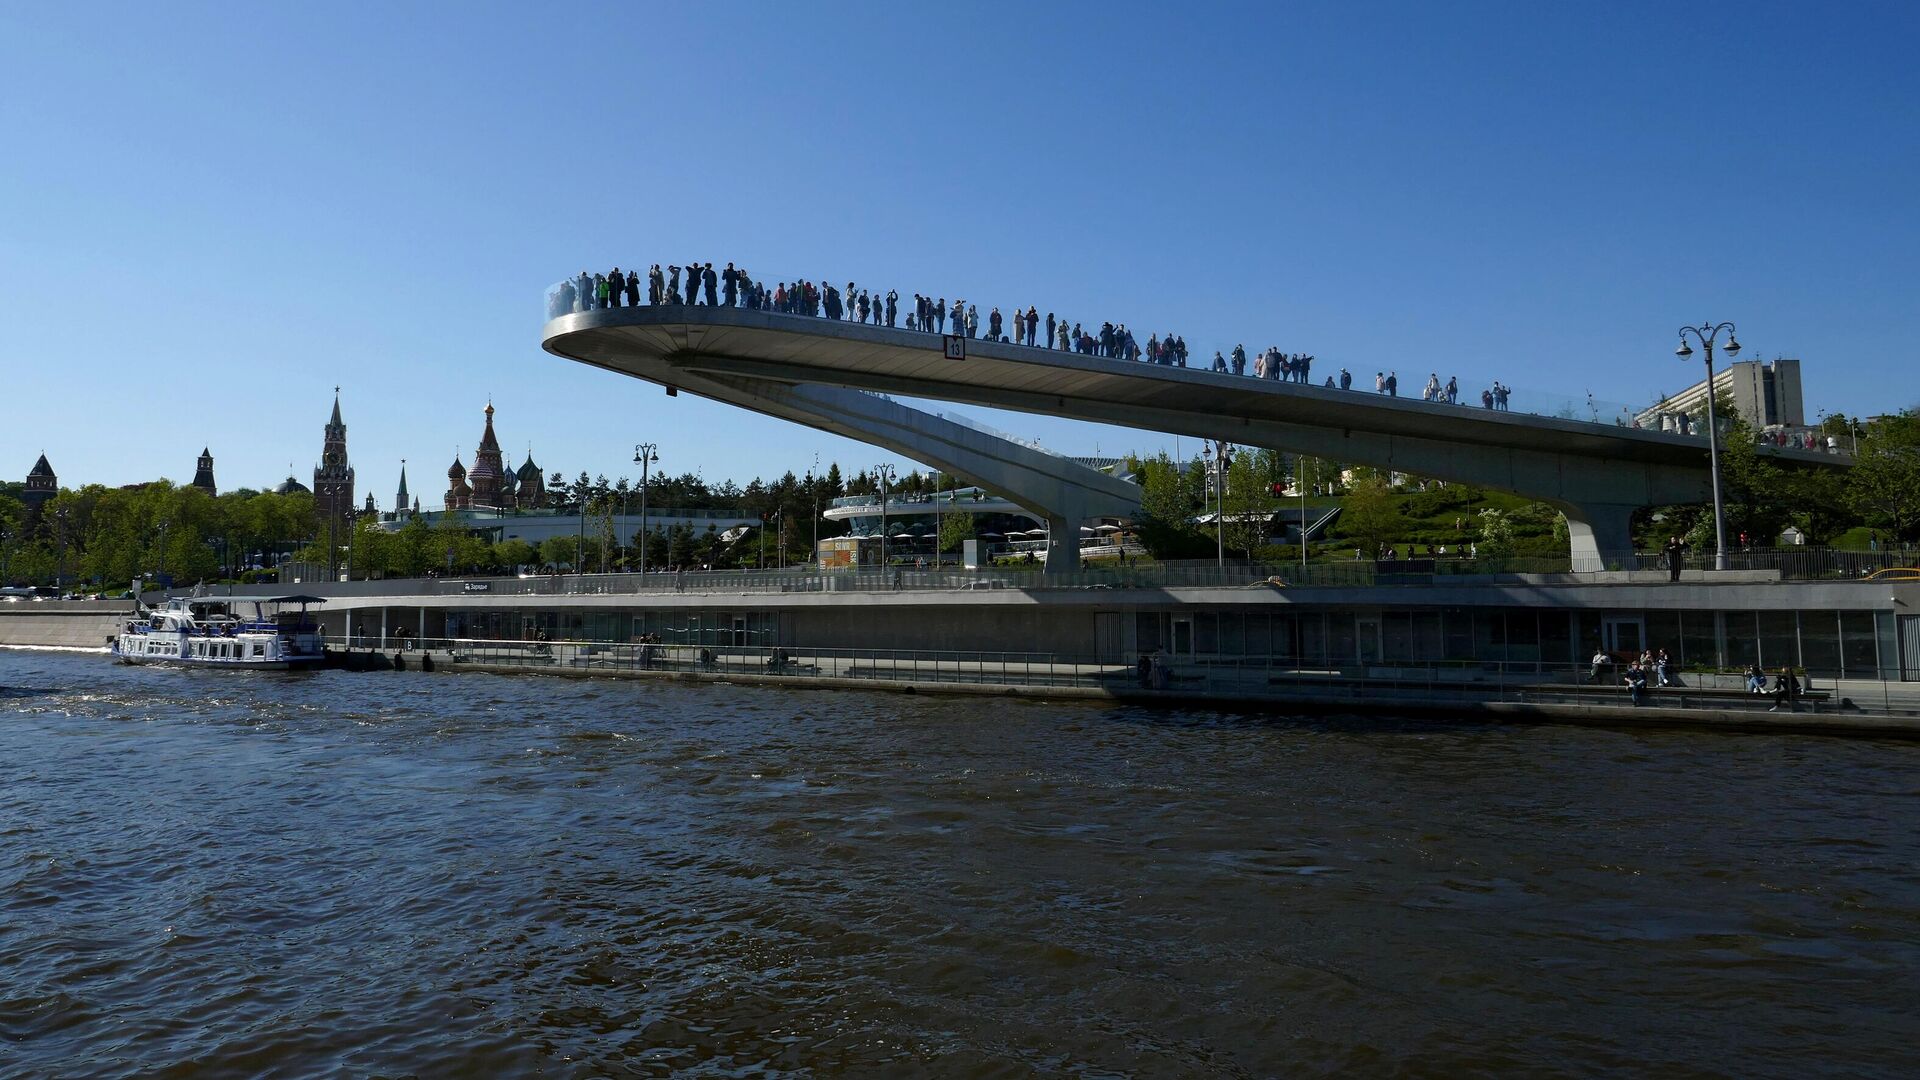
[13,551,1918,737]
[323,634,1920,740]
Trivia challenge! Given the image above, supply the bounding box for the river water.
[2,649,1916,1078]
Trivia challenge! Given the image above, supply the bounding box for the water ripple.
[2,649,1918,1077]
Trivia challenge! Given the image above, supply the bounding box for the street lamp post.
[634,443,657,574]
[1205,441,1231,569]
[874,464,895,572]
[54,509,70,591]
[1675,320,1742,571]
[805,468,820,569]
[1298,456,1310,571]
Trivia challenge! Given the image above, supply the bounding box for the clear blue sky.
[3,2,1915,501]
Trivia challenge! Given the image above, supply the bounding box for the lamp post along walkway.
[1675,321,1741,572]
[634,442,657,573]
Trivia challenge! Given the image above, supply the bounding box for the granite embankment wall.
[0,602,130,649]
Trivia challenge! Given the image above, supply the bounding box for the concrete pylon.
[1045,515,1080,575]
[639,369,1136,578]
[1555,501,1640,571]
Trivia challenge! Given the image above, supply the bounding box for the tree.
[667,523,694,568]
[1221,452,1272,557]
[538,535,576,571]
[1847,409,1920,542]
[395,516,434,577]
[1338,470,1398,557]
[938,509,976,554]
[1130,451,1208,558]
[347,516,390,579]
[493,539,537,572]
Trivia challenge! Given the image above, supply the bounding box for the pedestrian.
[704,263,718,306]
[1769,666,1801,712]
[936,298,947,334]
[1589,647,1611,684]
[722,262,739,307]
[1046,312,1056,349]
[1624,662,1647,706]
[1664,535,1685,581]
[1654,649,1673,687]
[886,289,898,327]
[1232,344,1247,376]
[1339,368,1351,390]
[1445,376,1457,404]
[1375,371,1385,393]
[1386,372,1398,397]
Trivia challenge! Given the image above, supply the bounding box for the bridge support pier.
[1559,502,1639,571]
[1044,515,1080,576]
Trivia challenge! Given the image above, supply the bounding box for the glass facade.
[1129,606,1885,678]
[1841,613,1878,678]
[430,600,1897,679]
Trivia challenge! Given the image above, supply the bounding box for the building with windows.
[1636,358,1805,432]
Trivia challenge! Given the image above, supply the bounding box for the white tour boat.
[112,595,328,669]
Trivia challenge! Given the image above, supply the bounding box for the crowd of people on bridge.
[551,261,1542,423]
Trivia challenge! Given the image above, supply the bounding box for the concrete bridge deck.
[542,304,1844,567]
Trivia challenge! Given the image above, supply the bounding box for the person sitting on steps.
[1769,667,1802,713]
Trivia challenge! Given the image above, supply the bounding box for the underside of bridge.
[543,305,1845,569]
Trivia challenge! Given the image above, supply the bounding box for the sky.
[2,2,1915,503]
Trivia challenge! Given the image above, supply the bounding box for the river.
[2,649,1916,1077]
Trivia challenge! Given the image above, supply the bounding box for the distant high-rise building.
[192,447,217,496]
[1637,358,1806,431]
